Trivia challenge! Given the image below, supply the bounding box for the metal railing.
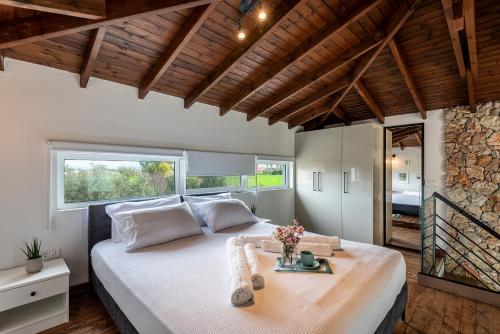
[421,191,499,292]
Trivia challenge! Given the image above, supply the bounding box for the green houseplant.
[22,237,44,273]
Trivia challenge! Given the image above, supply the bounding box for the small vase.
[281,243,296,267]
[25,257,43,273]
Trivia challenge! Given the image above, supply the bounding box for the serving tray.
[274,257,333,274]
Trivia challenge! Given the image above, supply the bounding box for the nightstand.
[0,258,70,334]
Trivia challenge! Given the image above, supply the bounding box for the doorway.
[383,124,424,251]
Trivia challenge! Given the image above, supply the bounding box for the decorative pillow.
[191,199,259,232]
[115,202,203,252]
[105,195,181,242]
[182,193,231,226]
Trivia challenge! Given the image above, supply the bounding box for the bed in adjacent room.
[392,191,421,217]
[88,198,408,334]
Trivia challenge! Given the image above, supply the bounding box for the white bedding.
[392,191,420,206]
[91,221,406,334]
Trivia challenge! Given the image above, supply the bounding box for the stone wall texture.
[443,101,499,290]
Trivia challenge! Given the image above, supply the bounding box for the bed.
[88,198,408,334]
[392,191,421,216]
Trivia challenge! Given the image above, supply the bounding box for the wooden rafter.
[293,0,421,128]
[218,0,381,116]
[415,132,422,145]
[80,27,106,88]
[463,0,478,78]
[247,35,383,122]
[0,52,4,71]
[441,0,466,79]
[183,0,302,109]
[398,141,405,150]
[138,3,218,100]
[466,68,476,112]
[287,91,349,128]
[268,79,350,126]
[388,38,427,119]
[353,80,385,123]
[0,0,106,19]
[0,0,215,49]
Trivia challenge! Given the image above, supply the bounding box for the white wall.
[0,59,295,285]
[391,147,422,192]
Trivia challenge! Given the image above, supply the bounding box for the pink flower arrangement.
[272,219,304,247]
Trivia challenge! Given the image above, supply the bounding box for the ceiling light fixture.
[257,10,267,21]
[236,0,267,41]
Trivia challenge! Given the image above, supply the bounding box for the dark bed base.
[392,203,420,217]
[88,198,408,334]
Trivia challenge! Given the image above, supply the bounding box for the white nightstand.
[0,258,70,334]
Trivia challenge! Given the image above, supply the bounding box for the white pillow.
[183,193,231,226]
[191,199,259,232]
[105,195,181,242]
[115,202,203,252]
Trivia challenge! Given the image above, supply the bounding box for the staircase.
[418,192,499,306]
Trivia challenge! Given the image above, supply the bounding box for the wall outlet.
[42,248,60,260]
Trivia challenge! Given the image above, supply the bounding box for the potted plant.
[22,237,43,273]
[272,220,304,267]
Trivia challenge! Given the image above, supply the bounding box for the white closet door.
[295,128,342,236]
[341,124,374,243]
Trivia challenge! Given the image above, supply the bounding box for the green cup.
[300,250,315,267]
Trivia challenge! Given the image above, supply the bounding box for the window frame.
[250,160,293,191]
[54,151,182,210]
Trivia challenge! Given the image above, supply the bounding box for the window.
[246,160,292,190]
[186,175,242,193]
[55,151,181,209]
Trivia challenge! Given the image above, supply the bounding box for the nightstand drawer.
[0,275,68,312]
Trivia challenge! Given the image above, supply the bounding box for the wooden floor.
[42,250,499,334]
[389,227,421,251]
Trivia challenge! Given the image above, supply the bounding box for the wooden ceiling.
[0,0,498,129]
[390,124,422,148]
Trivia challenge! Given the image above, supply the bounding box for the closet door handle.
[313,172,317,191]
[343,172,348,194]
[318,172,322,192]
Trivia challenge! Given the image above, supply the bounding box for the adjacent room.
[0,0,498,334]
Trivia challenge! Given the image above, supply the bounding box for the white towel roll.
[243,243,265,289]
[226,237,253,306]
[302,235,342,250]
[262,240,334,257]
[238,234,272,248]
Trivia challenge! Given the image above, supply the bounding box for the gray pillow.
[191,199,259,232]
[183,193,231,226]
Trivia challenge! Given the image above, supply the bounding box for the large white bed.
[91,220,406,334]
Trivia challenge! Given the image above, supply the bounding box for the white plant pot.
[25,257,44,273]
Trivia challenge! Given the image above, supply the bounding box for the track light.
[257,9,267,21]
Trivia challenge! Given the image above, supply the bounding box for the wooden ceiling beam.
[453,1,464,31]
[80,27,106,88]
[287,91,349,128]
[388,38,427,119]
[268,78,350,126]
[353,80,385,123]
[219,0,382,116]
[0,0,106,19]
[463,0,478,78]
[247,35,383,122]
[0,52,4,71]
[183,0,303,109]
[415,132,422,146]
[0,0,215,49]
[138,3,217,100]
[293,0,421,128]
[466,68,476,112]
[441,0,466,79]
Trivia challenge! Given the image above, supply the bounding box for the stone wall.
[443,101,499,290]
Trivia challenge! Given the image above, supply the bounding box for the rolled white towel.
[261,239,283,253]
[238,234,273,248]
[243,243,265,289]
[262,240,334,257]
[302,235,342,250]
[226,237,253,306]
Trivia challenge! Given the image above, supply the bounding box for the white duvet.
[91,221,406,334]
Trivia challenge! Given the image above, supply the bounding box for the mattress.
[392,191,420,206]
[91,221,406,334]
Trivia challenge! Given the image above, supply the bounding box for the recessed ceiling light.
[258,10,267,21]
[237,30,246,40]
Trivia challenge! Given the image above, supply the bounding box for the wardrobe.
[295,123,384,245]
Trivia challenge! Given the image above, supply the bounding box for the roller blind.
[256,155,295,162]
[187,151,255,176]
[49,140,184,157]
